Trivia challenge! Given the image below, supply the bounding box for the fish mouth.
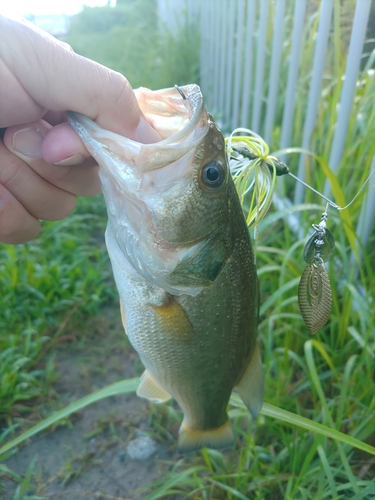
[135,85,204,141]
[67,84,208,174]
[66,84,210,240]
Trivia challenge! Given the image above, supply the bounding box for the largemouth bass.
[67,84,263,453]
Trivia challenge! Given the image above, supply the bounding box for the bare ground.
[2,305,182,500]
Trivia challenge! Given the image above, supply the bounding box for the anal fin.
[235,342,264,418]
[137,369,172,404]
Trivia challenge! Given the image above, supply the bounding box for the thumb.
[0,16,158,142]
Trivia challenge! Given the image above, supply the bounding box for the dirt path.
[2,305,181,499]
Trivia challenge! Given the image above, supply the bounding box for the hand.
[0,15,159,244]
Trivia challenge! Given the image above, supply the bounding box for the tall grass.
[66,1,200,90]
[0,196,111,421]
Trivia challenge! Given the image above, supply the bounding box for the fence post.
[240,0,256,128]
[323,0,372,197]
[251,0,269,132]
[264,0,286,144]
[294,0,333,205]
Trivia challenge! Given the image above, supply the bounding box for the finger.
[0,139,76,220]
[0,17,147,139]
[0,183,40,244]
[41,122,92,165]
[3,121,101,196]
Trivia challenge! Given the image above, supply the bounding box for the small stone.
[119,450,125,462]
[126,436,157,460]
[87,438,96,454]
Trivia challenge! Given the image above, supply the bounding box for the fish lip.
[66,84,207,173]
[135,84,205,145]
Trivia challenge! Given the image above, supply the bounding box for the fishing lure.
[225,128,374,334]
[226,129,277,231]
[298,207,334,334]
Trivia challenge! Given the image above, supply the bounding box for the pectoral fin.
[119,299,127,335]
[137,369,172,404]
[151,295,195,342]
[235,343,264,418]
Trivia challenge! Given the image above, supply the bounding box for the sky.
[1,0,116,17]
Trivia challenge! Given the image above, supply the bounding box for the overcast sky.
[1,0,116,17]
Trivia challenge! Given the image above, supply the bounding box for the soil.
[2,305,182,500]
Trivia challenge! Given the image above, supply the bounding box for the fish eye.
[201,161,225,188]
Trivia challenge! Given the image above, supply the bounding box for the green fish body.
[68,84,263,453]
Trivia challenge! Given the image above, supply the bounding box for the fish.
[67,84,263,453]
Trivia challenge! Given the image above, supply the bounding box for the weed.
[0,195,112,421]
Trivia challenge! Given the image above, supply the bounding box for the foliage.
[0,195,112,420]
[66,0,200,90]
[68,0,157,34]
[264,0,375,210]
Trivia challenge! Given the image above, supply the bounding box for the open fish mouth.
[67,84,208,174]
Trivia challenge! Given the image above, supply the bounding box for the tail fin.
[178,420,234,454]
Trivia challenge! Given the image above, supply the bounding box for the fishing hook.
[174,85,187,100]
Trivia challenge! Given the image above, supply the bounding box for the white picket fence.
[158,0,375,256]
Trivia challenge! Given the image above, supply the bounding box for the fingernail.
[13,127,44,158]
[136,116,161,144]
[53,153,86,166]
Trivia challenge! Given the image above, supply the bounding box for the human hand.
[0,15,159,244]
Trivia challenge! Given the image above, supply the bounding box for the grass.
[1,1,375,498]
[0,195,112,423]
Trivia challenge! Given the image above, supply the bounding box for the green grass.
[1,1,375,498]
[0,195,112,422]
